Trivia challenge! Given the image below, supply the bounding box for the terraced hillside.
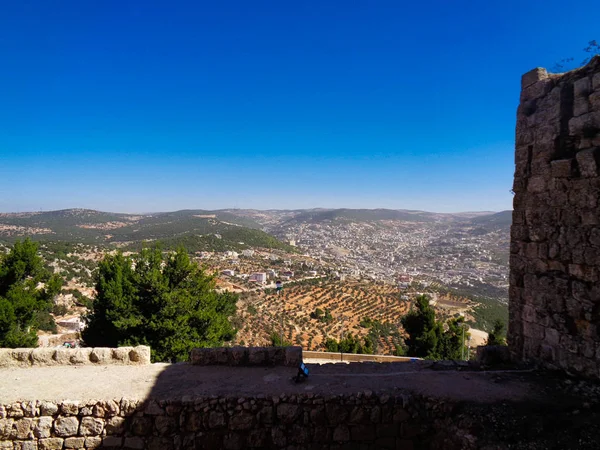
[234,280,412,354]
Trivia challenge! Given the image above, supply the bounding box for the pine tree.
[83,247,237,362]
[486,319,507,346]
[0,239,62,347]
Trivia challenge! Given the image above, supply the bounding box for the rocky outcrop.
[509,56,600,379]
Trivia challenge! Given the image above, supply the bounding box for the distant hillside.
[282,208,443,224]
[468,210,512,229]
[0,209,291,252]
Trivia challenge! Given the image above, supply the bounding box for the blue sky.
[0,1,598,213]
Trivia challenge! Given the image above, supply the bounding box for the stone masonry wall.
[190,346,302,367]
[0,393,460,450]
[509,56,600,378]
[0,347,151,368]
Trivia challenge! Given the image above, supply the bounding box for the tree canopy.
[486,319,507,346]
[325,332,374,355]
[400,295,468,360]
[0,239,62,347]
[82,247,237,362]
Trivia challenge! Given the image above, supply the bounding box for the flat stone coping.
[0,361,540,404]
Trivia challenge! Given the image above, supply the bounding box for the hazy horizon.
[0,205,507,215]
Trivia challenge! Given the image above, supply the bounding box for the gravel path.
[0,361,541,404]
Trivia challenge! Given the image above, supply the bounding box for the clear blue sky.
[0,1,597,213]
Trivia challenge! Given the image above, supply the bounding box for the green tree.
[400,295,468,360]
[324,333,373,355]
[0,239,63,347]
[83,247,237,362]
[400,295,443,358]
[486,319,507,346]
[269,331,291,347]
[436,316,469,360]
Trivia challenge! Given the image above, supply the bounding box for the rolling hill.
[0,209,293,252]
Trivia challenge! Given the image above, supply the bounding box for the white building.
[249,272,267,283]
[242,249,255,257]
[221,270,235,277]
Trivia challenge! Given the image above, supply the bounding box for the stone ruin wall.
[0,346,301,369]
[0,393,456,450]
[509,56,600,378]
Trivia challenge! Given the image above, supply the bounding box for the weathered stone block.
[64,436,85,448]
[248,347,266,365]
[13,441,37,450]
[54,416,79,437]
[21,402,37,418]
[228,346,248,366]
[31,348,56,366]
[84,436,102,449]
[11,349,32,366]
[247,429,267,447]
[285,346,302,366]
[129,345,151,364]
[333,424,350,442]
[527,176,547,193]
[276,404,300,425]
[223,433,245,450]
[143,400,163,416]
[569,111,600,136]
[14,418,32,439]
[574,96,590,117]
[105,416,126,434]
[38,402,58,417]
[38,438,63,450]
[52,348,71,365]
[575,77,592,98]
[551,159,575,178]
[79,416,104,436]
[60,401,79,416]
[0,349,16,368]
[119,398,140,416]
[131,416,153,436]
[102,436,123,448]
[521,68,548,89]
[124,437,145,449]
[326,403,348,425]
[33,417,53,438]
[111,347,130,363]
[230,411,254,430]
[208,411,226,429]
[576,148,600,177]
[89,347,111,364]
[155,416,176,435]
[593,72,600,90]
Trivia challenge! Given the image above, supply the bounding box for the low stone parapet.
[0,346,151,368]
[190,346,302,367]
[0,392,442,449]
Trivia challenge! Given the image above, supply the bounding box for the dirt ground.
[1,360,540,404]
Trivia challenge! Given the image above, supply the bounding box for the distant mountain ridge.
[0,208,512,247]
[0,209,292,252]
